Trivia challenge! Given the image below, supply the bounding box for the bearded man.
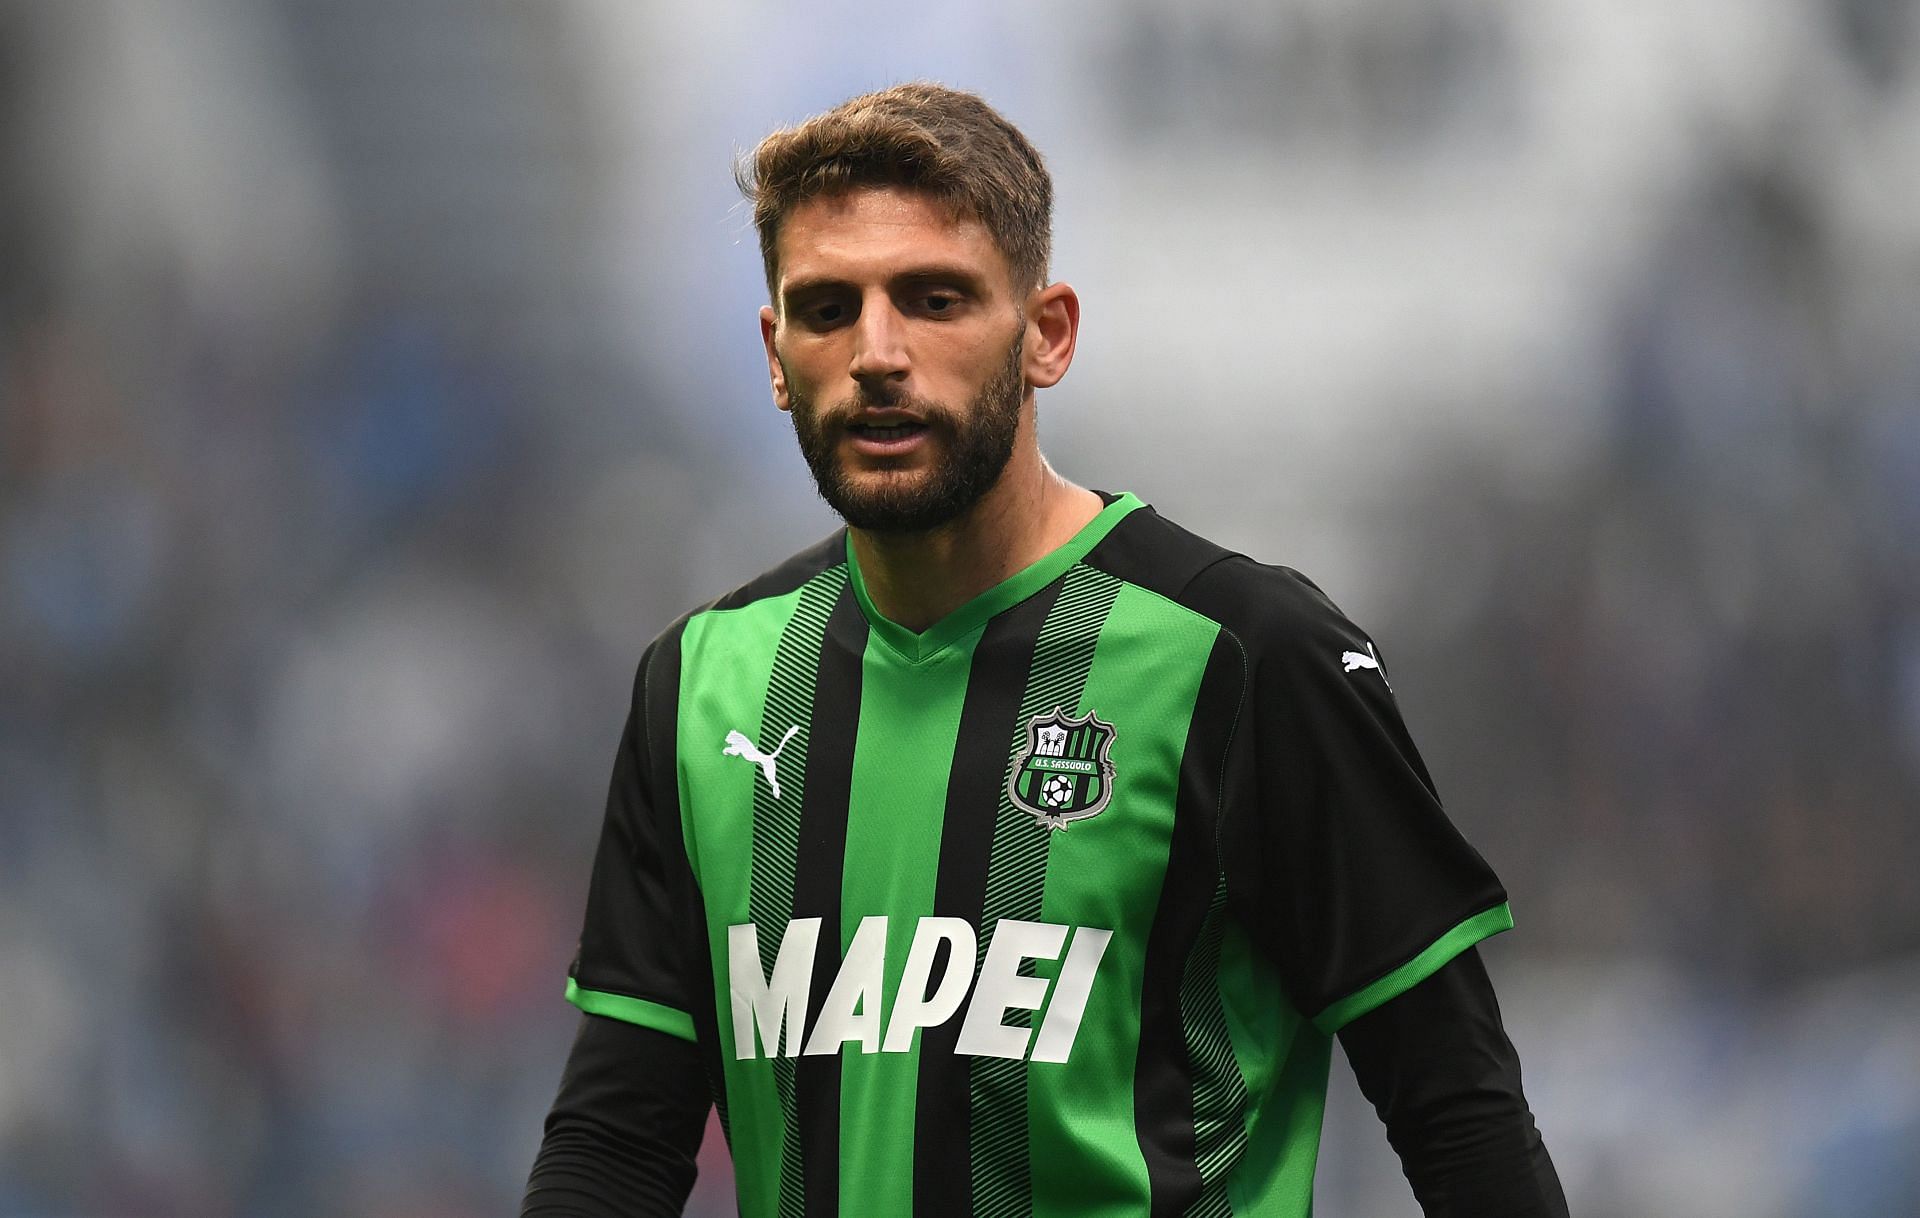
[522,82,1569,1218]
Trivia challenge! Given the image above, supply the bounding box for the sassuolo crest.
[1008,708,1117,830]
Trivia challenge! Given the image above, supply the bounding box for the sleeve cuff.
[565,977,698,1043]
[1310,902,1514,1035]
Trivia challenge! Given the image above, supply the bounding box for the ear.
[760,304,791,411]
[1023,281,1079,390]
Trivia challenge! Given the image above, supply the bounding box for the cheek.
[773,349,825,406]
[933,332,1013,384]
[777,340,847,393]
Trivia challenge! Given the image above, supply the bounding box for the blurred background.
[1,1,1916,1214]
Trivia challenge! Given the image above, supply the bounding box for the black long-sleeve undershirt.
[521,1014,708,1218]
[520,947,1566,1217]
[1338,947,1569,1217]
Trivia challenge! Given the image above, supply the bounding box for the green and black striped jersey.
[567,491,1514,1218]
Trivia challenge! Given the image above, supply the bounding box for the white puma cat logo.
[1340,643,1391,688]
[723,726,801,799]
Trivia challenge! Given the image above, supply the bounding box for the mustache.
[815,383,961,430]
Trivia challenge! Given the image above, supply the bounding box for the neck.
[849,442,1103,633]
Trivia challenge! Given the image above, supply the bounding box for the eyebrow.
[779,264,990,305]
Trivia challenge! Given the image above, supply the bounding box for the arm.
[526,637,716,1214]
[1338,948,1568,1218]
[1188,559,1563,1212]
[521,1015,710,1218]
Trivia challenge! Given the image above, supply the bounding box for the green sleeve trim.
[1311,902,1515,1035]
[566,978,698,1043]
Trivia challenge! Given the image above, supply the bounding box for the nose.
[849,295,910,386]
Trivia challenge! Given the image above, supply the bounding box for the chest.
[674,588,1225,939]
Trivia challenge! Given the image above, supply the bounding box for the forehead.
[773,187,1010,294]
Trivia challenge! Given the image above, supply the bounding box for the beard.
[786,331,1025,534]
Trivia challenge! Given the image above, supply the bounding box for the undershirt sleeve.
[1338,948,1569,1217]
[520,1014,710,1217]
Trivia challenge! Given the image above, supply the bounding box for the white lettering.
[804,916,889,1055]
[728,918,820,1060]
[726,916,1111,1062]
[881,917,978,1053]
[954,919,1068,1060]
[1029,926,1112,1062]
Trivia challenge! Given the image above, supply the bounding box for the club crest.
[1008,708,1117,830]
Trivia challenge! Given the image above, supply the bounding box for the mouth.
[844,415,932,456]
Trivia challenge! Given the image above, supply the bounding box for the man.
[523,83,1568,1217]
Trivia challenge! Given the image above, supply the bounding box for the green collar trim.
[846,491,1144,663]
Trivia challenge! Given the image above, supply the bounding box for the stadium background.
[2,1,1917,1214]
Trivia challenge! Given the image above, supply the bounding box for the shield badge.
[1008,707,1117,830]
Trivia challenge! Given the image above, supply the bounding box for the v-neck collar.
[844,491,1144,664]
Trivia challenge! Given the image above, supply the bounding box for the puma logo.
[1340,644,1380,673]
[1340,643,1391,688]
[723,726,801,799]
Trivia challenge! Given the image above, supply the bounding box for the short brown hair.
[738,82,1053,300]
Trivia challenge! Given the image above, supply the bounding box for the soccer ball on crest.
[1041,774,1075,808]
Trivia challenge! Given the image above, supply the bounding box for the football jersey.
[566,491,1513,1217]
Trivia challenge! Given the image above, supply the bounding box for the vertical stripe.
[1179,882,1250,1216]
[971,563,1125,1218]
[1172,634,1255,1218]
[791,590,867,1217]
[1217,923,1321,1217]
[914,585,1062,1215]
[836,625,980,1216]
[680,590,808,1218]
[743,567,850,1218]
[1132,633,1247,1216]
[1028,584,1224,1218]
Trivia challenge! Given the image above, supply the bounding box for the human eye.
[914,289,964,318]
[793,295,852,330]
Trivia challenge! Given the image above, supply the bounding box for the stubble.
[786,332,1026,534]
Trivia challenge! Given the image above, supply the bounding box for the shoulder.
[1086,500,1371,663]
[703,529,850,614]
[636,528,849,679]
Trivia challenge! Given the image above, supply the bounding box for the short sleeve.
[1214,565,1511,1035]
[567,644,702,1043]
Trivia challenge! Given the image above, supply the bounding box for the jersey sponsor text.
[727,916,1112,1063]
